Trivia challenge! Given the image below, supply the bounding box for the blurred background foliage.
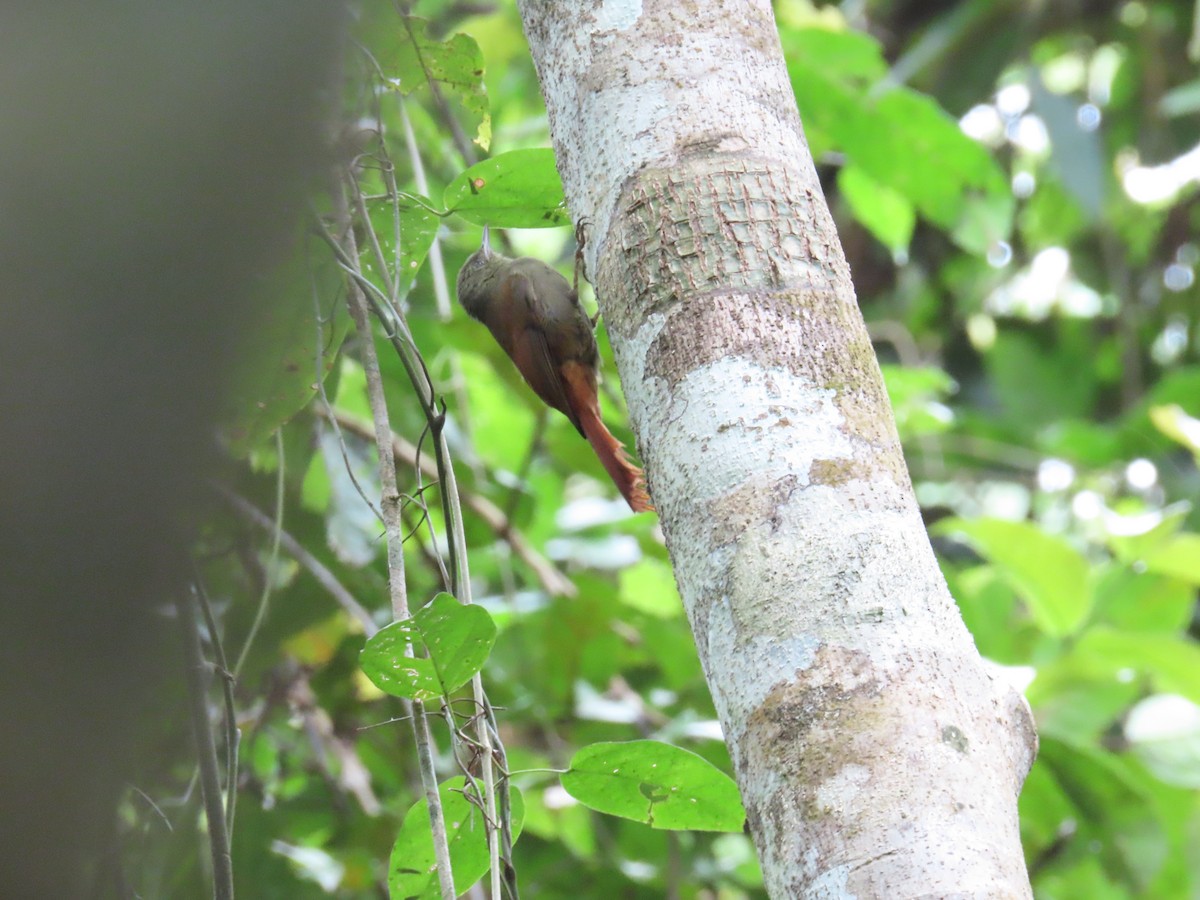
[118,0,1200,896]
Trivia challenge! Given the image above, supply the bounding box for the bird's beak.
[481,225,492,258]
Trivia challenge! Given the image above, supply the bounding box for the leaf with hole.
[444,149,569,228]
[371,16,490,150]
[360,593,496,701]
[561,740,745,832]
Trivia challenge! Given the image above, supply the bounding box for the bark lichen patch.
[744,644,884,753]
[942,724,970,754]
[808,457,872,487]
[738,644,894,848]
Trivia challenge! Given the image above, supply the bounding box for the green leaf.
[868,90,1011,237]
[879,364,955,439]
[1149,404,1200,459]
[1032,77,1105,221]
[388,777,524,899]
[445,148,570,228]
[1124,694,1200,789]
[1073,629,1200,704]
[1038,737,1168,890]
[937,518,1091,636]
[838,165,915,251]
[1104,503,1190,564]
[1143,534,1200,585]
[786,26,1012,254]
[361,198,441,303]
[618,559,683,619]
[374,16,491,150]
[988,329,1098,427]
[360,593,497,701]
[782,26,888,87]
[561,741,745,832]
[1091,566,1193,633]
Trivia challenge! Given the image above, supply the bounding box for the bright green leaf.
[388,777,524,899]
[445,149,569,228]
[618,559,683,619]
[781,26,888,87]
[562,741,745,832]
[938,518,1091,636]
[786,26,1012,254]
[880,364,956,439]
[1143,534,1200,585]
[1104,502,1190,563]
[360,593,497,701]
[1092,566,1194,633]
[838,165,916,251]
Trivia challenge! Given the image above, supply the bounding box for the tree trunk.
[517,1,1038,896]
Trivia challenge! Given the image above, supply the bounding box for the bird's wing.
[501,272,584,435]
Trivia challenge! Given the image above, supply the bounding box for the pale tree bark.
[517,1,1037,896]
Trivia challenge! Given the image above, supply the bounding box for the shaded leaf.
[221,230,350,455]
[389,777,524,899]
[1074,629,1200,704]
[1038,737,1168,891]
[375,16,491,149]
[1125,694,1200,789]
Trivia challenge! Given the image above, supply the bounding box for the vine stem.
[348,173,506,899]
[176,586,234,900]
[333,181,457,900]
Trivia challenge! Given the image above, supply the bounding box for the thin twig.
[311,255,385,525]
[339,165,508,897]
[233,428,285,678]
[191,572,241,838]
[335,177,457,900]
[330,409,576,598]
[176,587,234,900]
[214,484,378,637]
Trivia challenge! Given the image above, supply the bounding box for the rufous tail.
[562,363,653,513]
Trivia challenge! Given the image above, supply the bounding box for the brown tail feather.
[561,362,653,513]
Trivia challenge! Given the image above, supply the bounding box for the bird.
[456,227,652,513]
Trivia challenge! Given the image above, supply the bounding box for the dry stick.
[330,409,577,599]
[341,174,508,900]
[176,586,235,900]
[335,186,457,900]
[215,486,378,637]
